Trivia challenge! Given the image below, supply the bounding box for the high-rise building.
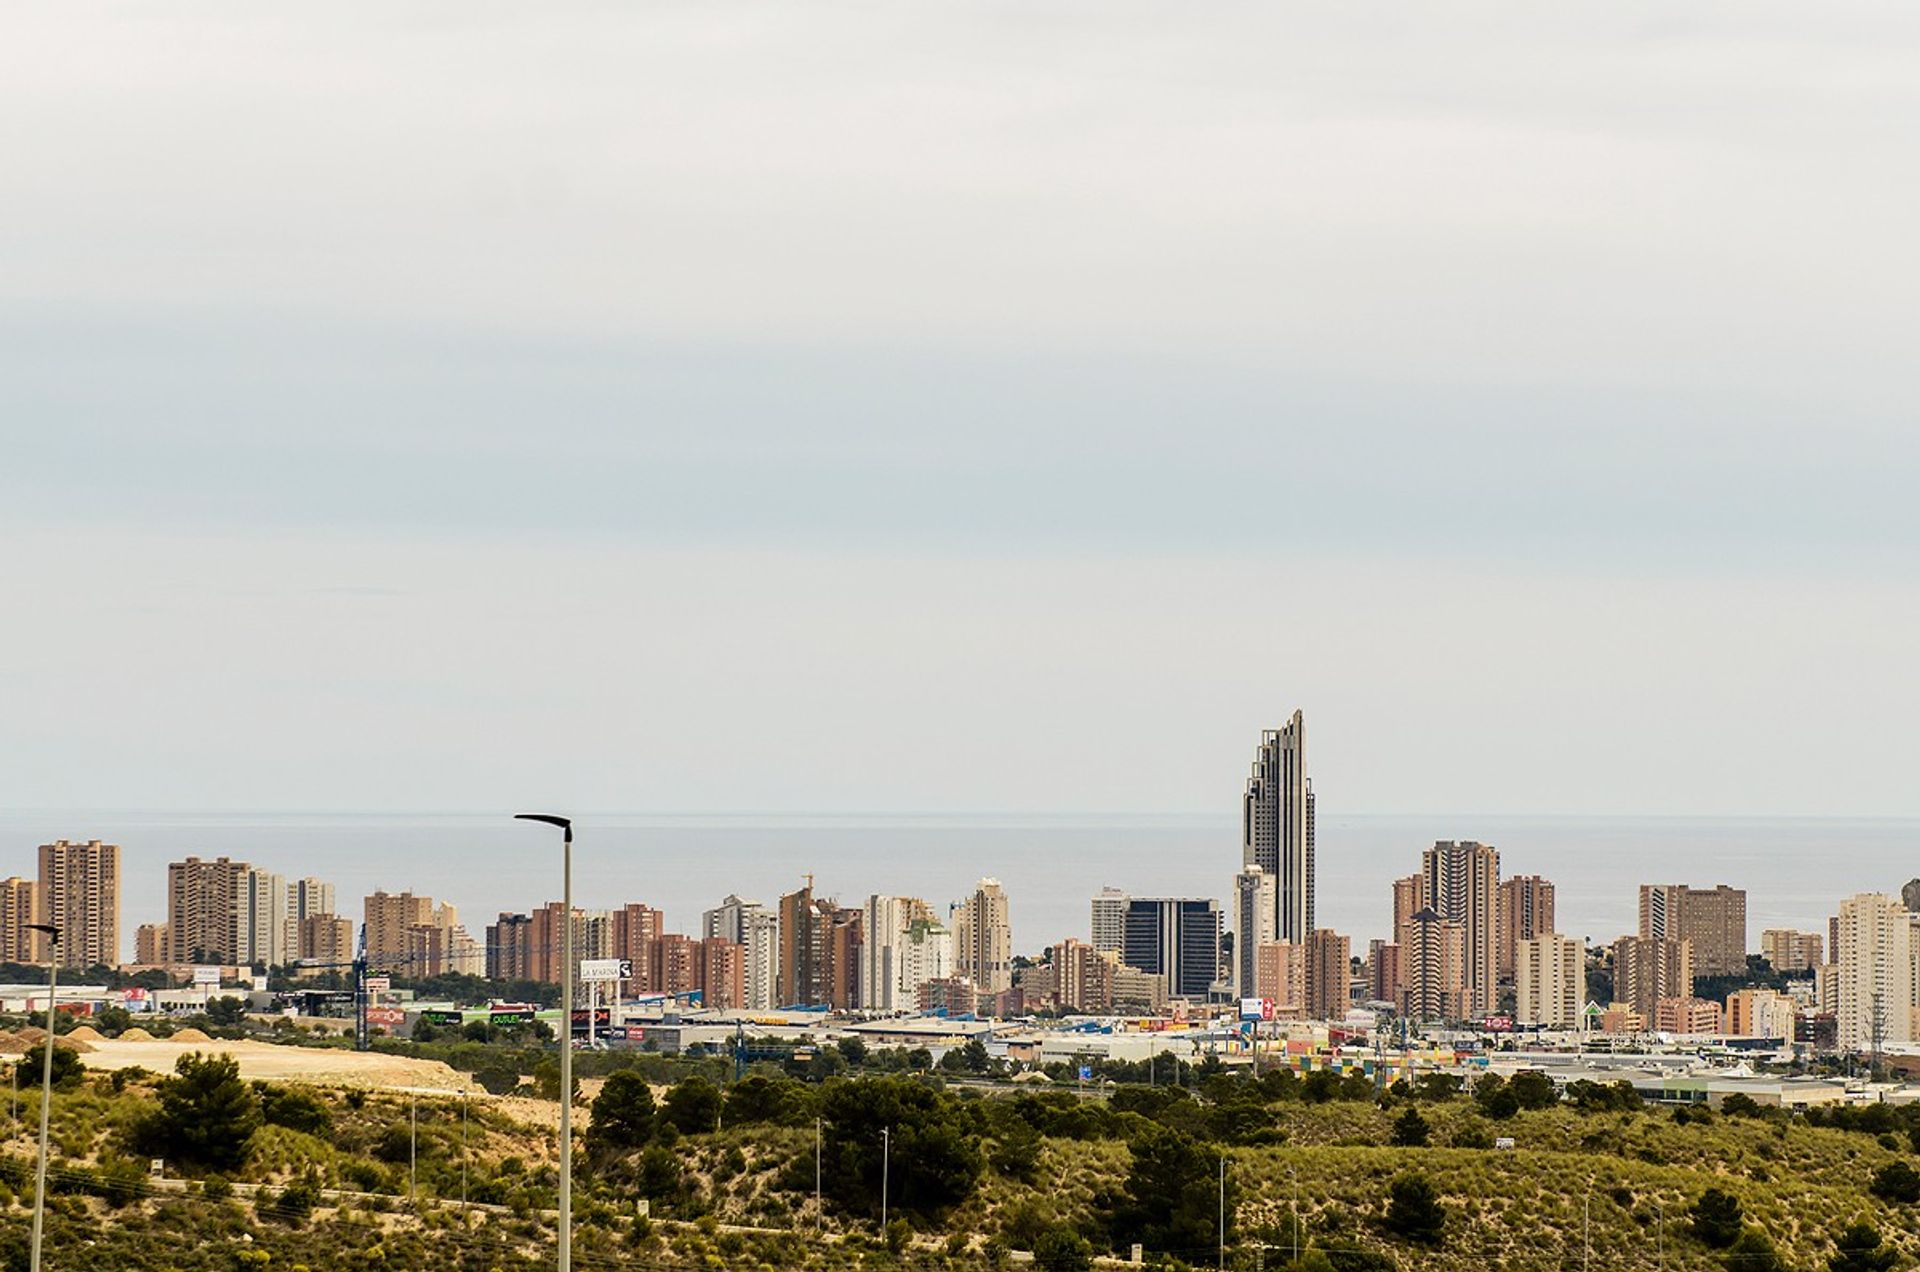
[234,867,289,966]
[1760,929,1824,973]
[1043,938,1115,1013]
[1232,867,1277,996]
[1367,939,1402,1005]
[703,895,780,1010]
[167,856,250,965]
[1304,928,1350,1020]
[1725,988,1796,1039]
[0,877,45,964]
[1421,841,1500,1018]
[364,890,436,969]
[298,914,355,965]
[1391,875,1422,942]
[1833,893,1915,1055]
[290,877,335,925]
[898,918,953,1006]
[134,922,172,966]
[860,895,941,1010]
[1399,908,1467,1021]
[1496,876,1555,982]
[1516,933,1581,1029]
[952,879,1011,994]
[1254,941,1306,1013]
[1242,712,1314,943]
[612,903,666,995]
[1091,887,1129,954]
[486,912,537,981]
[1640,884,1747,979]
[1123,898,1222,1000]
[1614,935,1694,1023]
[38,840,120,969]
[778,884,860,1008]
[1654,998,1723,1035]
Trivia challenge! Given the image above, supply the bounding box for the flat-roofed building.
[1761,929,1824,974]
[1516,933,1582,1029]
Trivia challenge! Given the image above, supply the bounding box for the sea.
[0,811,1914,964]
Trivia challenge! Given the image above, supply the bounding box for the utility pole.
[461,1088,469,1212]
[879,1128,891,1232]
[814,1117,823,1229]
[409,1094,417,1203]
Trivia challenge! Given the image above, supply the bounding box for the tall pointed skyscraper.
[1242,711,1314,943]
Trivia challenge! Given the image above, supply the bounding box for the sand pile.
[66,1026,105,1043]
[170,1027,212,1042]
[118,1027,156,1041]
[0,1033,22,1054]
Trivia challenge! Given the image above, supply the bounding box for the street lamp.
[879,1127,891,1232]
[25,922,60,1272]
[1217,1153,1227,1272]
[516,813,574,1272]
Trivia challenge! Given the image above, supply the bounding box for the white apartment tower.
[1242,712,1314,943]
[704,895,779,1011]
[1091,887,1129,954]
[1232,866,1277,996]
[1515,933,1582,1029]
[860,894,942,1010]
[1834,893,1916,1055]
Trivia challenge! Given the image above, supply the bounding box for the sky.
[5,3,1920,820]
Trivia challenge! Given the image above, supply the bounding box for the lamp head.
[514,813,572,842]
[25,924,59,944]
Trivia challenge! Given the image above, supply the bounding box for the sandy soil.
[75,1037,475,1092]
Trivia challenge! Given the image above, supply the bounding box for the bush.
[1384,1173,1445,1247]
[661,1077,724,1136]
[1111,1129,1232,1255]
[1390,1108,1429,1148]
[257,1084,332,1137]
[1033,1228,1093,1272]
[473,1064,520,1096]
[16,1044,85,1093]
[1828,1221,1897,1272]
[273,1175,321,1225]
[1723,1228,1788,1272]
[1507,1071,1557,1109]
[1691,1188,1742,1249]
[587,1072,655,1157]
[1868,1159,1920,1204]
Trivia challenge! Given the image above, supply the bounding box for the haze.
[5,4,1918,817]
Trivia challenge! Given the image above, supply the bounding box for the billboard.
[1239,998,1275,1022]
[570,1007,612,1032]
[363,976,392,994]
[578,959,632,983]
[365,1006,406,1032]
[192,966,221,987]
[489,1009,536,1026]
[420,1010,465,1026]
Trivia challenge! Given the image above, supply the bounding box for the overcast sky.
[5,3,1919,817]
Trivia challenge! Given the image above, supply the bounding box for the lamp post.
[461,1087,469,1213]
[814,1117,823,1229]
[1217,1154,1226,1272]
[516,814,573,1272]
[25,922,60,1272]
[879,1127,891,1232]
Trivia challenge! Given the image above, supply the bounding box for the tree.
[1390,1108,1430,1148]
[959,1038,991,1072]
[1384,1173,1446,1247]
[723,1074,813,1127]
[1507,1071,1557,1110]
[1033,1228,1094,1272]
[661,1076,723,1135]
[1691,1189,1743,1249]
[205,996,247,1027]
[1829,1222,1898,1272]
[588,1071,655,1156]
[532,1057,578,1104]
[817,1076,984,1220]
[140,1051,262,1170]
[1723,1229,1789,1272]
[16,1043,85,1093]
[837,1037,868,1066]
[1869,1159,1920,1204]
[1112,1129,1232,1254]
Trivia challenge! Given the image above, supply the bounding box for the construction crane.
[293,926,440,1052]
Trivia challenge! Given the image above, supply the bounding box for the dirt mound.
[117,1027,156,1041]
[170,1027,212,1042]
[0,1033,22,1054]
[66,1026,105,1042]
[55,1036,93,1053]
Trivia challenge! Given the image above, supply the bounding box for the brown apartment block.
[1496,875,1556,981]
[1367,939,1402,1005]
[39,839,120,969]
[364,890,436,969]
[1640,883,1747,979]
[299,914,355,965]
[1255,940,1307,1014]
[1305,928,1350,1020]
[777,885,864,1009]
[1400,908,1468,1021]
[167,856,251,965]
[1614,934,1694,1021]
[134,922,172,966]
[0,876,44,963]
[1047,938,1116,1013]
